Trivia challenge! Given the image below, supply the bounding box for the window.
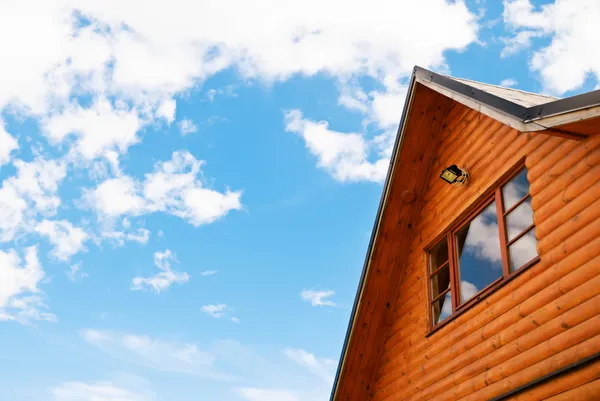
[428,165,539,328]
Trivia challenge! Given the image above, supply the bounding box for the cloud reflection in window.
[456,201,503,304]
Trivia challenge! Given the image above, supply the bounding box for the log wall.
[369,102,600,401]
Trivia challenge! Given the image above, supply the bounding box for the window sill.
[426,256,540,338]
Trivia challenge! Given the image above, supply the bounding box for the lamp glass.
[441,169,458,183]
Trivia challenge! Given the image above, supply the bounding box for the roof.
[330,66,600,401]
[412,66,600,138]
[449,76,558,107]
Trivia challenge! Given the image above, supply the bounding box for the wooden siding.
[333,83,454,401]
[368,100,600,400]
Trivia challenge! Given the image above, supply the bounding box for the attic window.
[428,164,539,329]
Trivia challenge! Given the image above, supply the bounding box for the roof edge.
[415,66,600,126]
[527,88,600,121]
[414,66,531,120]
[329,70,418,401]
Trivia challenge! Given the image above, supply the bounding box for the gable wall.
[334,84,456,401]
[368,101,600,400]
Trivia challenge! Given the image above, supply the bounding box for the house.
[330,67,600,401]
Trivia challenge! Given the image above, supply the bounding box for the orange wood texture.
[361,95,600,400]
[333,83,454,401]
[534,115,600,137]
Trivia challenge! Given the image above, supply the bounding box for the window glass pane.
[503,169,529,211]
[506,197,534,241]
[455,202,503,304]
[431,266,450,299]
[509,228,538,270]
[432,291,452,326]
[430,240,449,273]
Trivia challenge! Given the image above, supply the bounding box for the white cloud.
[199,270,218,277]
[79,329,238,380]
[42,98,142,161]
[201,304,228,318]
[178,119,198,135]
[131,249,189,293]
[98,227,151,247]
[500,30,541,58]
[101,220,151,246]
[285,110,389,183]
[369,89,408,130]
[35,219,88,261]
[143,151,243,225]
[66,262,88,282]
[157,98,176,124]
[126,228,151,244]
[300,289,336,307]
[235,349,336,401]
[88,152,122,181]
[460,280,480,303]
[0,246,56,324]
[51,381,150,401]
[0,0,478,113]
[86,150,242,226]
[503,0,600,93]
[206,89,218,102]
[200,304,239,322]
[85,176,146,219]
[283,349,337,383]
[205,85,237,102]
[338,85,369,113]
[51,373,155,401]
[0,0,478,185]
[79,329,335,397]
[0,123,18,166]
[0,157,66,242]
[236,388,300,401]
[500,78,518,87]
[460,202,503,266]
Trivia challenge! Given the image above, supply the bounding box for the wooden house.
[330,66,600,401]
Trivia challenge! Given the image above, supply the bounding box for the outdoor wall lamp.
[440,164,469,186]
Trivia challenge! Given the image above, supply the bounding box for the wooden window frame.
[425,159,540,335]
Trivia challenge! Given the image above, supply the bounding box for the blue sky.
[0,1,599,400]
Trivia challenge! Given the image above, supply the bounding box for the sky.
[0,1,599,400]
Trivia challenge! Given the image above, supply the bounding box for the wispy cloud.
[199,270,218,277]
[131,249,190,293]
[283,348,337,383]
[35,219,88,261]
[80,329,232,380]
[500,31,541,58]
[300,289,336,307]
[235,348,337,401]
[66,262,89,282]
[51,372,155,401]
[51,381,151,401]
[85,150,242,227]
[0,246,56,324]
[201,304,239,323]
[205,85,238,102]
[503,0,600,94]
[0,156,66,242]
[284,110,390,183]
[0,124,18,167]
[201,304,228,318]
[499,78,518,87]
[235,388,300,401]
[79,329,336,398]
[177,119,197,135]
